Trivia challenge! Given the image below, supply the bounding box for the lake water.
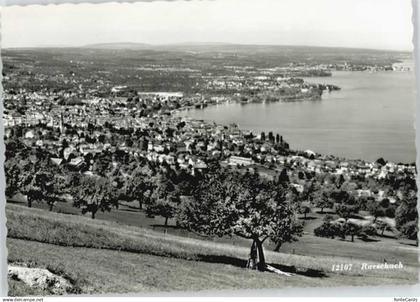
[178,71,416,163]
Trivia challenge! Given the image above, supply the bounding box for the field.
[9,196,417,264]
[6,203,418,295]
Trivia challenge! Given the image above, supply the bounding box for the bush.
[358,225,377,240]
[343,222,362,242]
[314,222,340,239]
[385,207,395,218]
[323,214,335,223]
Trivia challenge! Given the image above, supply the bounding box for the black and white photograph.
[1,0,418,296]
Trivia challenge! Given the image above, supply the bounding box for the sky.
[1,0,414,50]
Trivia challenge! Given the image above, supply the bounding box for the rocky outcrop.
[8,265,73,295]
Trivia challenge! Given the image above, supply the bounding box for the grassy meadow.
[6,203,419,295]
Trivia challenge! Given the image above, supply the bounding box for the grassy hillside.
[6,204,418,295]
[10,198,417,266]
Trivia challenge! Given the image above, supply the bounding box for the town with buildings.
[3,46,417,295]
[3,57,415,206]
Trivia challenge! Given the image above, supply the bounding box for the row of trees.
[110,161,304,271]
[5,129,418,268]
[312,189,418,244]
[5,148,66,211]
[314,216,376,242]
[5,140,305,272]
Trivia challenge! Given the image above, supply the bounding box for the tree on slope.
[367,198,390,222]
[178,170,301,272]
[395,191,418,246]
[315,191,334,214]
[333,191,359,220]
[272,214,303,252]
[298,202,311,219]
[344,222,362,242]
[5,159,22,199]
[73,176,117,219]
[125,165,154,210]
[146,171,179,227]
[20,167,56,210]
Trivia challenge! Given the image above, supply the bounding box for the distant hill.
[82,42,408,55]
[4,42,410,72]
[84,42,152,49]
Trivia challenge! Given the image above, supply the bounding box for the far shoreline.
[175,70,415,165]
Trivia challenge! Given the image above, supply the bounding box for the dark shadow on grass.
[7,200,26,205]
[378,234,397,240]
[349,214,366,220]
[124,204,144,211]
[197,254,248,268]
[399,241,418,247]
[315,210,334,214]
[358,236,380,242]
[196,254,328,278]
[117,208,143,213]
[298,216,317,220]
[151,224,184,230]
[55,209,79,216]
[268,263,328,278]
[330,212,365,220]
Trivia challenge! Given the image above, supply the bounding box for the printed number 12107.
[332,264,353,271]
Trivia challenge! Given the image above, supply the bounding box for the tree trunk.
[246,240,258,270]
[381,228,385,236]
[49,203,54,212]
[255,238,266,271]
[320,207,324,214]
[304,212,307,219]
[351,234,354,242]
[164,217,168,227]
[91,209,97,219]
[139,199,143,210]
[27,198,32,208]
[274,242,282,252]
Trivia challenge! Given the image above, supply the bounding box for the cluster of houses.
[5,83,415,178]
[203,74,331,102]
[3,56,415,209]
